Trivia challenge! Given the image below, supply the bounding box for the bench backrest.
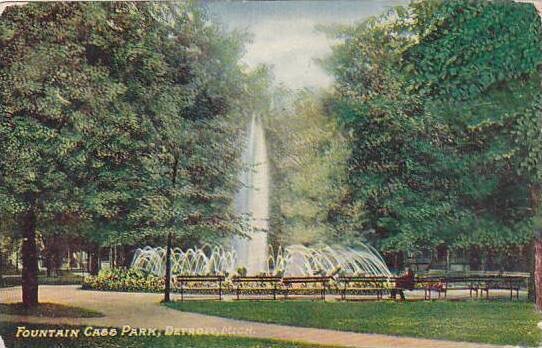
[467,276,526,284]
[176,275,225,282]
[282,276,331,284]
[338,276,394,282]
[232,276,282,283]
[417,275,528,287]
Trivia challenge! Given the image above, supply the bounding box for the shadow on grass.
[0,303,103,318]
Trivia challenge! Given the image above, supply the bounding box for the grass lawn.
[166,300,542,347]
[0,303,103,318]
[0,322,329,348]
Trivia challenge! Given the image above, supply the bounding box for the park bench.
[282,276,331,300]
[474,275,527,300]
[337,276,393,300]
[416,273,529,300]
[174,275,225,301]
[232,275,283,300]
[415,276,449,300]
[417,275,487,299]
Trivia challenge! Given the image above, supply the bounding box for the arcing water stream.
[131,115,391,277]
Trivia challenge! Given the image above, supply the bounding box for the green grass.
[0,322,329,348]
[0,303,103,318]
[166,300,542,346]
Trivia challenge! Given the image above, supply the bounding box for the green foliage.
[405,0,542,100]
[82,268,164,293]
[327,5,455,252]
[236,266,248,277]
[327,0,542,254]
[265,90,355,246]
[84,268,233,293]
[405,1,542,249]
[0,2,267,305]
[0,2,255,250]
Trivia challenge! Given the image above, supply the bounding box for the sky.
[206,0,409,89]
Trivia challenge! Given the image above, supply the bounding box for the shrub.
[82,268,164,293]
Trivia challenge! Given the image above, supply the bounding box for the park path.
[1,285,507,348]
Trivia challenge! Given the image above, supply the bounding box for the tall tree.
[265,90,355,247]
[110,3,249,302]
[327,0,542,273]
[0,2,249,305]
[403,0,542,301]
[0,3,170,306]
[326,7,455,257]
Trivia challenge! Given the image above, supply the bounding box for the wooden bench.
[417,274,529,300]
[415,276,448,300]
[475,276,527,300]
[282,276,331,300]
[417,275,488,299]
[174,275,225,301]
[446,276,488,298]
[337,276,393,300]
[232,276,283,300]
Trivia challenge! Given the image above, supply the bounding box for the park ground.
[1,285,540,348]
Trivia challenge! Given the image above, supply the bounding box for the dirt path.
[1,285,507,348]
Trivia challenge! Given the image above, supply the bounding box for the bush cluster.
[82,268,164,293]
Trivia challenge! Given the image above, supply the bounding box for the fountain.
[131,243,390,277]
[232,115,269,275]
[267,244,391,277]
[130,114,392,278]
[131,245,236,276]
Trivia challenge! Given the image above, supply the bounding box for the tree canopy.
[0,2,259,305]
[325,0,542,256]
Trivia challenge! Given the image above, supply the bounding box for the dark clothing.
[390,288,406,300]
[396,270,415,290]
[390,270,415,300]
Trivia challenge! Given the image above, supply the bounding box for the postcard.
[1,1,541,347]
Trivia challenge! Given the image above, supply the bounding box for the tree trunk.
[21,208,38,307]
[164,232,172,302]
[46,257,51,277]
[122,245,136,268]
[163,155,179,303]
[0,248,4,288]
[89,245,100,276]
[446,249,450,272]
[112,246,116,269]
[528,241,536,302]
[87,248,91,273]
[530,184,541,309]
[535,240,542,310]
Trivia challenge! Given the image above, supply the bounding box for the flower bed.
[83,269,398,296]
[83,269,235,293]
[82,268,164,293]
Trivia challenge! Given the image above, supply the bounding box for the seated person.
[390,268,415,300]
